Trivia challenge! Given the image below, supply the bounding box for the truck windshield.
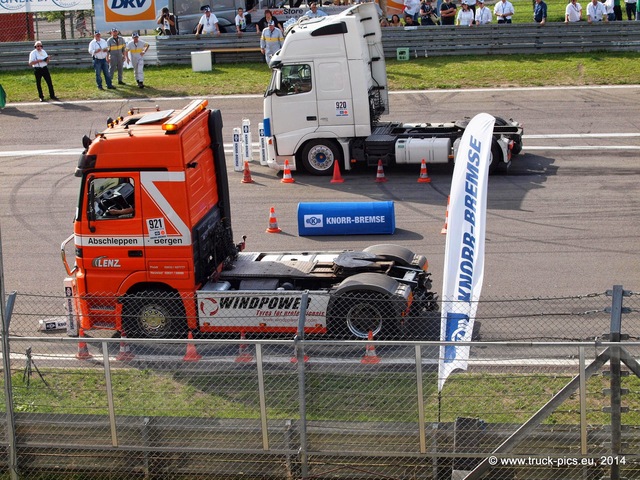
[275,64,312,96]
[90,177,135,219]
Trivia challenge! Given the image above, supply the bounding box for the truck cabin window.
[276,64,312,96]
[91,177,135,219]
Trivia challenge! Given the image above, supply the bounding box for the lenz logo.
[304,215,323,228]
[92,256,121,268]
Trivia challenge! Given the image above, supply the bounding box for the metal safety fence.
[0,287,639,479]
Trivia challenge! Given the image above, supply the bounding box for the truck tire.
[511,136,523,156]
[327,291,400,339]
[300,139,341,176]
[493,116,523,156]
[489,138,502,174]
[123,291,186,339]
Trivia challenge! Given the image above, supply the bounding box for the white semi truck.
[262,2,524,176]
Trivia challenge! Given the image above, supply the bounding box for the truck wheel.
[511,136,523,156]
[327,291,399,339]
[300,140,341,176]
[123,291,186,339]
[489,138,502,174]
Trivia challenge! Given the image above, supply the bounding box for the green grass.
[2,51,639,103]
[5,368,640,425]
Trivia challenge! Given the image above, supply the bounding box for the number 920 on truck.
[62,100,439,340]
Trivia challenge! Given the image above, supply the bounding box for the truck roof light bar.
[162,99,208,132]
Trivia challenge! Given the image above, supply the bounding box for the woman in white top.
[456,1,475,25]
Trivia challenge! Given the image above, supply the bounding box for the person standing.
[587,0,608,22]
[304,2,328,18]
[604,0,617,19]
[156,7,177,35]
[565,0,583,21]
[534,0,548,24]
[624,0,635,19]
[260,21,284,65]
[403,0,421,21]
[126,32,149,89]
[456,1,475,25]
[420,0,439,25]
[107,28,127,85]
[475,0,492,23]
[494,0,515,23]
[256,10,282,34]
[88,31,115,91]
[440,0,457,24]
[235,7,250,34]
[196,6,221,36]
[29,41,58,102]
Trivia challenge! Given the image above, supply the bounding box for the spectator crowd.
[24,0,640,101]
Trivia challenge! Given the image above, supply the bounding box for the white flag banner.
[438,112,496,392]
[0,0,92,14]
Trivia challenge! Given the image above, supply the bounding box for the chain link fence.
[1,287,639,479]
[0,11,95,42]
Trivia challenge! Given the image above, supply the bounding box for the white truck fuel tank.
[394,137,452,164]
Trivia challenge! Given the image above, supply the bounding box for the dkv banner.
[438,112,496,392]
[93,0,168,33]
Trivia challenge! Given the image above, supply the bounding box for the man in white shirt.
[494,0,514,23]
[304,2,328,18]
[403,0,421,21]
[565,0,583,21]
[88,31,115,90]
[29,40,58,102]
[603,0,616,19]
[196,6,221,35]
[475,0,492,24]
[126,32,149,89]
[235,7,249,34]
[586,0,608,22]
[260,21,284,65]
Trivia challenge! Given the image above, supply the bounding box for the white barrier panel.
[233,127,243,172]
[259,122,268,166]
[242,119,253,162]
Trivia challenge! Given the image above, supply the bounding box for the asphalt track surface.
[1,86,639,297]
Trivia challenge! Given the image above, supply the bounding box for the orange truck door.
[77,173,146,296]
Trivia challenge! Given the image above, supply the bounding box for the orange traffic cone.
[330,160,344,184]
[76,328,93,360]
[374,159,387,183]
[266,207,282,233]
[290,345,310,363]
[361,330,380,364]
[441,196,450,235]
[281,160,295,183]
[417,159,431,183]
[183,331,202,362]
[115,331,135,361]
[241,161,254,184]
[235,332,254,363]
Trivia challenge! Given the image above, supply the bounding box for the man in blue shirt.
[534,0,548,24]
